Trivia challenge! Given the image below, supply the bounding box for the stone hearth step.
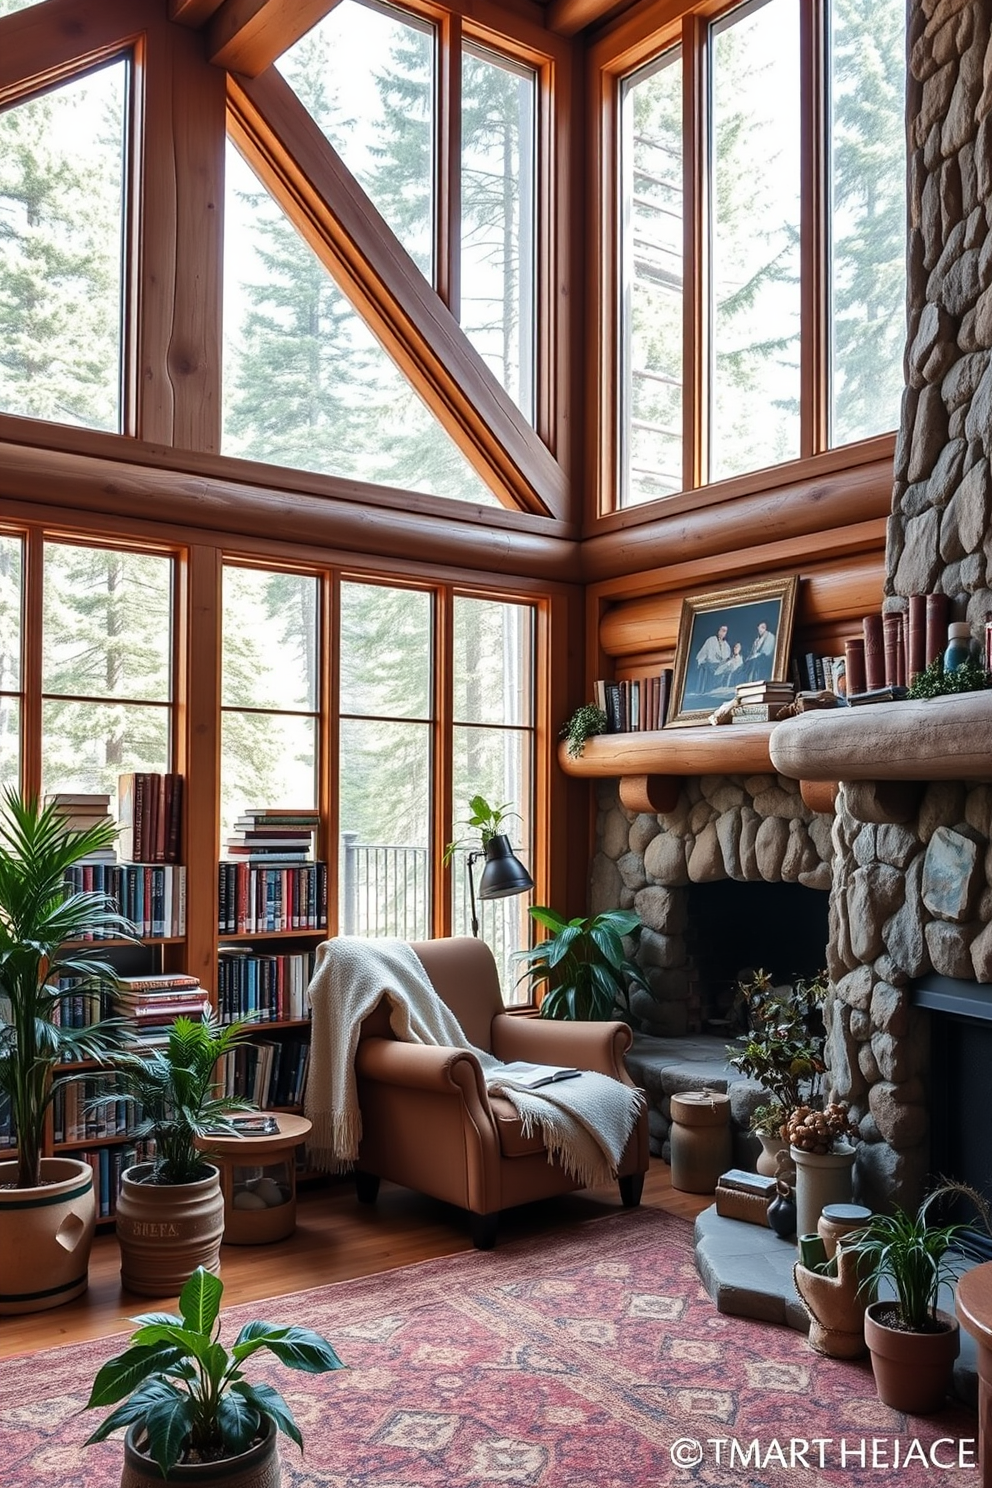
[693,1205,978,1408]
[624,1033,766,1162]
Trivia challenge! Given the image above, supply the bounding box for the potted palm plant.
[846,1200,965,1413]
[85,1264,345,1487]
[111,1013,254,1295]
[515,906,649,1020]
[0,789,135,1314]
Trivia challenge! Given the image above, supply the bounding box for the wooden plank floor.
[0,1159,705,1359]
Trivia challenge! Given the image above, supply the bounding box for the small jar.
[817,1202,872,1259]
[944,621,974,673]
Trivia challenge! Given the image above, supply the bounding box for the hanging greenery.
[560,703,608,759]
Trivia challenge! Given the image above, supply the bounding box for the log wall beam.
[207,0,339,78]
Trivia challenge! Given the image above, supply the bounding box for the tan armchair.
[353,936,649,1248]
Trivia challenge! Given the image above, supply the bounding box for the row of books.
[216,949,316,1024]
[62,863,187,938]
[116,974,208,1046]
[218,862,328,935]
[792,653,847,696]
[225,807,320,864]
[77,1142,155,1218]
[118,773,184,864]
[847,595,952,695]
[594,673,671,733]
[217,1039,310,1110]
[52,1080,146,1144]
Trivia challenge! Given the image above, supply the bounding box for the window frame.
[593,0,902,520]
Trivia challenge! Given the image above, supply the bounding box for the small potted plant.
[85,1264,345,1487]
[560,703,608,759]
[111,1013,254,1294]
[0,789,136,1313]
[515,906,649,1020]
[845,1200,965,1414]
[443,794,523,860]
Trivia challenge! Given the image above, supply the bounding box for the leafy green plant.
[84,1265,345,1477]
[560,704,608,759]
[112,1014,254,1185]
[515,906,649,1021]
[0,788,135,1188]
[845,1203,966,1332]
[443,794,522,863]
[726,969,828,1134]
[907,654,992,698]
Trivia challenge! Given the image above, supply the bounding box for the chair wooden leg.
[355,1170,380,1204]
[470,1212,499,1250]
[619,1172,644,1208]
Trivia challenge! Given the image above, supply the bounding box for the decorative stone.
[906,383,950,482]
[739,809,761,880]
[873,953,910,987]
[846,870,887,963]
[632,885,678,932]
[825,1003,866,1104]
[780,820,809,881]
[893,507,941,593]
[637,927,683,971]
[754,815,789,881]
[751,782,801,819]
[643,831,688,886]
[616,851,648,891]
[686,821,724,883]
[971,917,992,979]
[798,862,832,892]
[589,853,623,916]
[883,856,928,978]
[875,824,920,869]
[868,1081,929,1149]
[918,781,967,840]
[922,825,981,919]
[870,982,910,1037]
[925,918,978,976]
[926,436,967,508]
[835,965,873,1011]
[870,1031,916,1083]
[628,813,661,856]
[602,809,631,861]
[974,286,992,347]
[714,808,743,880]
[966,364,992,443]
[855,1140,928,1217]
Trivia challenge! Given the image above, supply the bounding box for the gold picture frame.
[666,576,799,727]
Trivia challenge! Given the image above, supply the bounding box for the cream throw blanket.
[305,937,643,1190]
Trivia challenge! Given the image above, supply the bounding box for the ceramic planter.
[790,1141,856,1242]
[116,1163,224,1296]
[864,1301,960,1414]
[121,1416,280,1487]
[0,1157,95,1314]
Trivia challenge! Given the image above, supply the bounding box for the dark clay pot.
[121,1416,280,1487]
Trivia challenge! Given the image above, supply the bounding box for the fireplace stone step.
[693,1205,979,1408]
[624,1033,767,1163]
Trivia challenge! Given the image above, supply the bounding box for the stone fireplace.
[596,0,992,1214]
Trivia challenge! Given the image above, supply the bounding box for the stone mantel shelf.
[559,692,992,815]
[768,690,992,781]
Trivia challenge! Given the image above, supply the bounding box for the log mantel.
[769,691,992,782]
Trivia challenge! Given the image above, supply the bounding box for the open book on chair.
[496,1061,582,1089]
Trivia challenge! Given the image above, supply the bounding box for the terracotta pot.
[116,1163,224,1297]
[864,1301,960,1414]
[121,1416,280,1487]
[0,1157,95,1315]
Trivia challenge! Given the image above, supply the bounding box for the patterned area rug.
[0,1206,980,1486]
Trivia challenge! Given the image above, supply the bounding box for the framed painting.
[666,576,799,727]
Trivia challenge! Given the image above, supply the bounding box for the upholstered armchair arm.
[356,1037,490,1103]
[490,1014,635,1083]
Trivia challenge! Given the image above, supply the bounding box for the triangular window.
[0,57,128,432]
[275,0,435,284]
[221,142,498,505]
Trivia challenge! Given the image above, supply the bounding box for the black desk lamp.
[466,833,534,937]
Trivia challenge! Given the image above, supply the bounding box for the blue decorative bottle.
[944,622,973,673]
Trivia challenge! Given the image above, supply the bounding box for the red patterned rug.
[0,1207,980,1486]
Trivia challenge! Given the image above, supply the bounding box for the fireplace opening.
[915,974,992,1255]
[685,880,830,1029]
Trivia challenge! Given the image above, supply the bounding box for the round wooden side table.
[955,1262,992,1486]
[195,1114,312,1245]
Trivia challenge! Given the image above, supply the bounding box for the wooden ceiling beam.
[228,69,568,520]
[207,0,338,77]
[168,0,226,29]
[545,0,636,37]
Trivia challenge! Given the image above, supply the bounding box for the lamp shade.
[478,834,534,899]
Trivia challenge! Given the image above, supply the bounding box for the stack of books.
[714,1167,777,1225]
[732,681,795,722]
[594,674,671,733]
[115,972,207,1047]
[225,807,320,865]
[46,793,116,861]
[117,773,183,864]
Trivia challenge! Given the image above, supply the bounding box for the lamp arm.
[466,850,482,938]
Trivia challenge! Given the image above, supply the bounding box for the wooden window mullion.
[438,11,462,318]
[684,13,708,492]
[801,0,828,458]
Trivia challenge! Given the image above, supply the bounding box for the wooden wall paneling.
[437,9,461,317]
[228,69,570,522]
[598,548,885,659]
[544,586,588,917]
[137,15,226,450]
[207,0,342,76]
[183,544,222,993]
[0,435,581,583]
[0,0,148,102]
[169,0,226,27]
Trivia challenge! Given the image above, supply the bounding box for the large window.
[613,0,906,508]
[273,0,541,424]
[0,57,129,435]
[42,542,174,795]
